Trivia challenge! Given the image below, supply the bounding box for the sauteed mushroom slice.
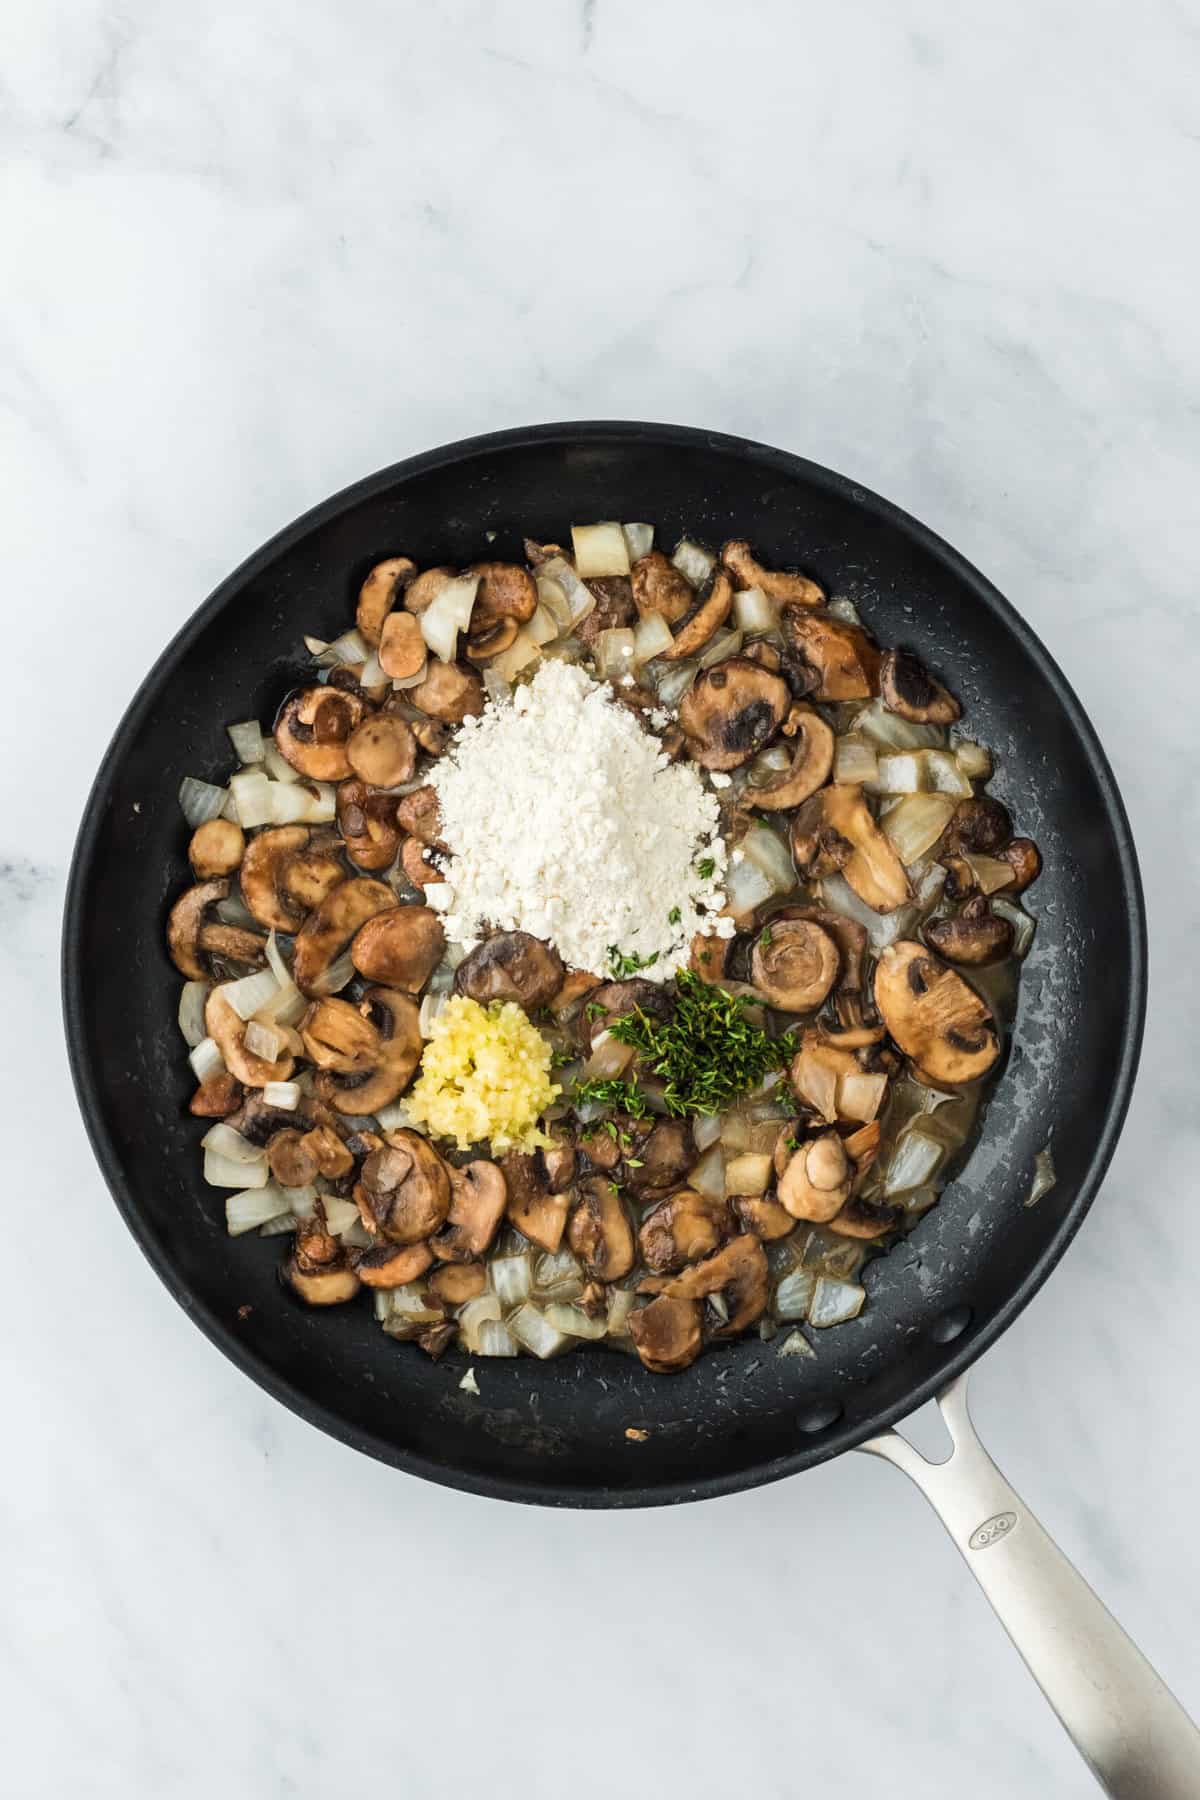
[188,818,245,879]
[189,1072,244,1118]
[924,895,1014,966]
[403,567,454,616]
[292,877,396,994]
[353,1241,434,1288]
[628,1295,703,1373]
[721,539,825,608]
[240,826,344,932]
[429,1263,487,1305]
[630,551,693,625]
[660,567,734,660]
[357,556,417,646]
[468,562,538,636]
[274,685,366,782]
[781,609,881,701]
[568,1177,636,1281]
[623,1119,694,1198]
[409,659,484,724]
[996,837,1041,893]
[346,714,418,788]
[395,786,446,848]
[168,879,231,979]
[576,575,636,646]
[501,1150,571,1252]
[411,715,451,757]
[357,1128,451,1243]
[778,1131,853,1221]
[677,658,790,771]
[429,1159,508,1261]
[455,931,564,1011]
[581,977,673,1048]
[943,796,1012,857]
[874,941,1000,1084]
[285,1256,361,1306]
[205,985,295,1087]
[791,785,910,912]
[880,648,961,726]
[655,1234,769,1336]
[752,919,840,1011]
[638,1189,731,1274]
[774,904,867,993]
[731,1193,795,1241]
[750,706,834,809]
[400,837,442,889]
[351,904,445,992]
[302,1124,355,1180]
[300,996,378,1072]
[336,780,402,872]
[313,988,423,1115]
[827,1196,903,1240]
[378,612,427,681]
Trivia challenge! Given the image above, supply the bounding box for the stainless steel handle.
[860,1375,1200,1797]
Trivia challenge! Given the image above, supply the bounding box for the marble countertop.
[6,3,1199,1794]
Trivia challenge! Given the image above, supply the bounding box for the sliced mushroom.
[689,928,730,984]
[395,786,445,847]
[400,836,441,889]
[240,826,345,932]
[408,659,484,724]
[654,1234,769,1336]
[403,567,454,616]
[774,904,867,992]
[378,611,427,680]
[638,1189,730,1274]
[749,706,834,810]
[576,575,636,646]
[301,1124,355,1179]
[543,1137,577,1191]
[628,1295,703,1373]
[412,716,451,757]
[943,796,1013,856]
[781,610,881,701]
[660,567,734,661]
[874,941,1000,1084]
[267,1128,319,1187]
[346,714,418,788]
[568,1177,636,1281]
[467,562,537,656]
[188,1072,244,1117]
[314,988,424,1115]
[843,1119,883,1180]
[465,616,519,662]
[925,895,1014,966]
[353,1241,435,1288]
[826,1196,903,1240]
[996,837,1041,893]
[350,904,444,991]
[205,985,295,1088]
[429,1263,487,1304]
[581,977,673,1048]
[548,969,603,1021]
[623,1119,695,1198]
[501,1150,571,1252]
[357,1129,451,1242]
[630,551,693,625]
[677,658,790,771]
[285,1256,361,1305]
[578,1124,622,1172]
[292,877,397,994]
[742,641,782,672]
[721,539,824,606]
[752,919,840,1011]
[731,1193,795,1241]
[336,780,402,872]
[429,1159,508,1261]
[300,996,379,1072]
[188,818,245,879]
[778,1132,852,1222]
[357,556,417,646]
[879,647,960,725]
[417,1319,458,1360]
[274,686,366,782]
[455,931,564,1011]
[791,785,910,912]
[168,879,230,979]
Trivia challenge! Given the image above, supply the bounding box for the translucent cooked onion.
[724,1151,772,1195]
[692,1112,724,1152]
[582,1030,637,1082]
[262,1079,300,1110]
[651,659,699,708]
[491,1254,533,1310]
[837,1071,888,1123]
[871,749,972,798]
[358,650,386,689]
[851,697,946,752]
[476,1319,518,1357]
[633,610,674,664]
[832,735,878,785]
[202,1121,266,1163]
[204,1147,269,1189]
[282,1184,318,1219]
[622,522,654,561]
[954,739,992,781]
[258,1211,297,1237]
[390,661,428,691]
[420,574,479,663]
[963,852,1015,896]
[880,793,958,865]
[733,586,777,634]
[244,1019,284,1061]
[229,767,273,829]
[490,625,542,682]
[820,872,917,951]
[717,1110,753,1152]
[827,596,864,626]
[775,1267,817,1321]
[535,575,573,634]
[725,854,776,919]
[510,1303,572,1358]
[544,1302,607,1340]
[542,558,596,626]
[418,991,448,1037]
[526,603,560,647]
[992,895,1036,959]
[690,1143,726,1200]
[535,1248,585,1300]
[483,667,512,705]
[696,626,744,670]
[226,720,265,765]
[739,824,795,894]
[323,1196,361,1236]
[748,744,793,785]
[882,1127,945,1196]
[308,950,355,996]
[225,1184,287,1235]
[672,539,715,588]
[791,1048,838,1123]
[177,980,210,1048]
[310,627,369,668]
[458,1294,502,1350]
[178,776,227,828]
[606,1288,636,1337]
[264,930,291,986]
[223,968,280,1021]
[263,739,301,784]
[572,522,631,578]
[807,1276,866,1328]
[188,1036,225,1083]
[595,627,637,680]
[255,979,306,1028]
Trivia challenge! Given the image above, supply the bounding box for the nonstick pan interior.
[63,423,1145,1507]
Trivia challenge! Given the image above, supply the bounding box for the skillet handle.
[859,1374,1200,1798]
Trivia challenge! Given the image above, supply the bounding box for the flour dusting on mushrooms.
[426,661,730,976]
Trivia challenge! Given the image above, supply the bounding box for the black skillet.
[63,424,1198,1794]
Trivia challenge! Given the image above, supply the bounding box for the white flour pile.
[425,660,731,978]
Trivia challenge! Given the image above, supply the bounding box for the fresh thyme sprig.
[606,969,787,1117]
[572,1076,652,1120]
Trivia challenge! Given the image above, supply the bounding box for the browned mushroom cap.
[731,1193,795,1241]
[188,818,245,879]
[781,610,881,700]
[654,1234,769,1336]
[403,567,454,615]
[395,786,446,847]
[353,1241,434,1288]
[826,1196,903,1240]
[351,904,445,991]
[467,563,538,657]
[399,837,442,889]
[638,1189,731,1273]
[628,1294,703,1373]
[292,877,396,994]
[336,780,402,871]
[623,1118,695,1198]
[721,539,825,607]
[189,1072,244,1118]
[568,1177,636,1281]
[775,904,867,992]
[843,1119,883,1184]
[314,988,424,1115]
[943,796,1012,856]
[501,1150,572,1252]
[630,551,693,625]
[302,1124,355,1179]
[925,895,1014,966]
[996,837,1041,893]
[548,968,603,1020]
[428,1262,487,1304]
[465,616,520,662]
[660,567,735,660]
[205,985,296,1087]
[267,1128,319,1187]
[455,931,564,1011]
[378,611,427,680]
[284,1256,361,1305]
[742,641,782,672]
[677,658,790,771]
[408,659,484,724]
[429,1159,508,1261]
[168,878,230,978]
[576,575,636,646]
[580,976,673,1048]
[750,706,834,810]
[239,825,345,932]
[301,996,379,1071]
[346,715,418,788]
[274,686,367,781]
[225,1086,338,1145]
[778,1131,853,1221]
[411,715,451,757]
[543,1136,577,1190]
[874,941,1000,1084]
[417,1319,458,1360]
[357,556,417,646]
[689,928,730,984]
[357,1128,451,1243]
[791,785,910,913]
[752,919,839,1011]
[879,648,961,725]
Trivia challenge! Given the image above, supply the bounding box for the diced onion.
[964,853,1015,896]
[204,1147,269,1189]
[724,1151,772,1196]
[535,1248,585,1299]
[880,793,958,865]
[476,1319,518,1357]
[489,625,543,682]
[282,1184,319,1219]
[323,1196,361,1236]
[690,1143,726,1200]
[483,667,512,705]
[672,539,715,588]
[692,1112,724,1152]
[837,1070,888,1123]
[871,750,972,798]
[807,1276,866,1328]
[791,1049,839,1123]
[263,1080,300,1110]
[696,626,743,670]
[244,1019,284,1061]
[230,768,273,830]
[356,649,385,689]
[201,1122,266,1163]
[309,951,355,996]
[733,586,777,634]
[582,1030,637,1082]
[1027,1145,1057,1208]
[526,603,560,647]
[491,1254,533,1309]
[544,1302,607,1340]
[420,575,479,663]
[263,740,301,784]
[571,522,631,578]
[227,720,265,765]
[535,575,573,634]
[258,1211,297,1237]
[178,777,227,828]
[264,930,291,986]
[724,855,776,920]
[177,980,210,1048]
[255,979,306,1027]
[740,824,796,894]
[651,659,699,708]
[418,991,448,1038]
[311,628,369,668]
[833,735,879,785]
[188,1036,225,1083]
[778,1328,816,1359]
[632,610,674,664]
[955,739,992,781]
[606,1288,636,1337]
[622,522,654,561]
[883,1127,945,1196]
[543,559,596,626]
[827,596,863,625]
[820,872,917,951]
[992,895,1036,959]
[595,628,638,680]
[225,1185,287,1235]
[458,1294,503,1351]
[510,1303,572,1358]
[373,1097,415,1133]
[851,697,946,752]
[222,969,281,1021]
[391,660,428,692]
[775,1267,817,1321]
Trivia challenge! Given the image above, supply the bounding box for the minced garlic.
[404,995,559,1153]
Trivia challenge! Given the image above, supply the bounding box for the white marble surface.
[5,2,1199,1794]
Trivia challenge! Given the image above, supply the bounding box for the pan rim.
[62,419,1147,1508]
